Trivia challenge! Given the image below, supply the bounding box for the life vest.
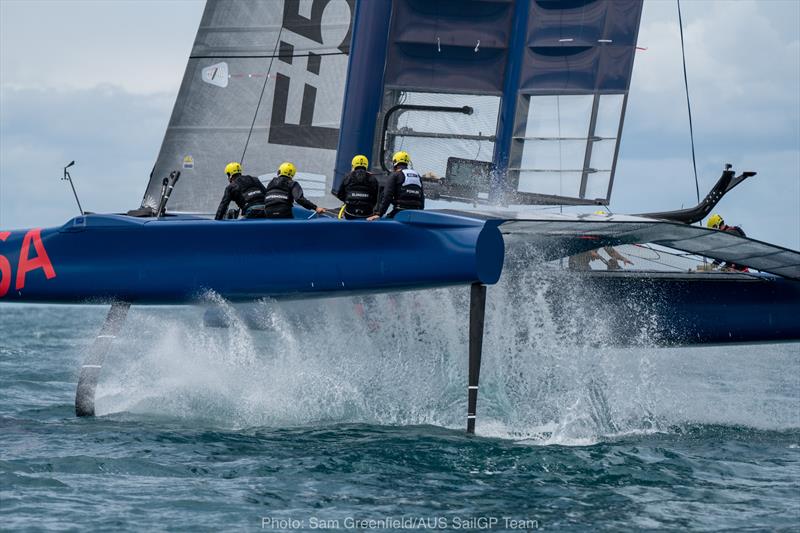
[344,169,374,216]
[721,225,745,238]
[720,224,749,271]
[238,175,266,212]
[264,176,293,217]
[396,168,423,210]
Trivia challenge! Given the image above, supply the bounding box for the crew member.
[568,212,633,270]
[263,162,326,219]
[336,154,379,220]
[568,247,633,270]
[707,213,745,237]
[368,151,424,220]
[214,162,268,220]
[707,213,748,271]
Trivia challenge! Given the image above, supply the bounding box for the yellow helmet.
[277,161,297,178]
[707,213,724,229]
[392,151,410,166]
[351,154,369,170]
[594,210,607,215]
[224,162,242,176]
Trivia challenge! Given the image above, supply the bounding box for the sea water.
[1,278,798,531]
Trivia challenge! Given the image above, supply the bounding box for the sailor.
[368,151,424,220]
[336,154,379,220]
[568,247,633,270]
[214,162,268,220]
[568,212,633,270]
[707,213,745,237]
[263,162,326,219]
[707,213,748,271]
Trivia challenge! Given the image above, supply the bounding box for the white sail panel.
[144,0,354,213]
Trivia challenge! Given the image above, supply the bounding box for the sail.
[333,0,643,206]
[146,0,642,212]
[510,0,642,204]
[144,0,355,213]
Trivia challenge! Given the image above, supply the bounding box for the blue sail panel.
[383,0,515,94]
[335,0,644,207]
[520,0,641,91]
[506,0,643,204]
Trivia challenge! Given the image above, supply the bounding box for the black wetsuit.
[377,165,425,218]
[263,175,319,219]
[214,174,268,220]
[336,168,379,219]
[713,224,748,271]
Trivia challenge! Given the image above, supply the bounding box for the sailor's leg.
[75,302,130,417]
[467,283,487,434]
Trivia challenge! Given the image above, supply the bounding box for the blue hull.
[0,211,504,304]
[3,210,799,345]
[203,271,800,346]
[546,271,800,345]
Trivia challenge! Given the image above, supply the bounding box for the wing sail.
[335,0,644,207]
[144,0,355,213]
[425,210,800,280]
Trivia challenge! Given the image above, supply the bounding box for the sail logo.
[201,62,229,88]
[0,229,57,299]
[269,0,354,151]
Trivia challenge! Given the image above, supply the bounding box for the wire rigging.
[241,26,284,164]
[677,0,701,204]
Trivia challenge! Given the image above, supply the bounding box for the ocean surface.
[1,288,799,531]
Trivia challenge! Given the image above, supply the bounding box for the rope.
[241,26,284,164]
[677,0,701,204]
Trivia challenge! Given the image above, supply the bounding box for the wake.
[95,263,799,443]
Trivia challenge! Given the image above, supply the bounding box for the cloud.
[629,0,800,138]
[0,0,204,94]
[613,0,800,249]
[0,86,175,229]
[613,151,800,249]
[0,0,204,229]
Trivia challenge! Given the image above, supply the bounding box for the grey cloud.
[613,150,800,250]
[632,0,799,137]
[0,0,204,94]
[1,86,175,229]
[611,0,800,249]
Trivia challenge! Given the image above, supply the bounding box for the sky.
[1,0,798,249]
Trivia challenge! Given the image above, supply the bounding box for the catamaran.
[1,0,798,431]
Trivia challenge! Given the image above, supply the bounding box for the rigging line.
[677,0,701,205]
[240,25,284,164]
[190,51,345,60]
[621,252,687,273]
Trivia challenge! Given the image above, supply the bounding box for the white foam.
[94,258,799,438]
